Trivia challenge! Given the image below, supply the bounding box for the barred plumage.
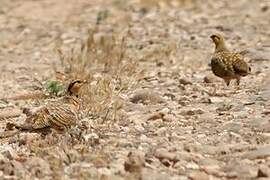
[11,80,85,131]
[210,34,251,86]
[24,97,80,131]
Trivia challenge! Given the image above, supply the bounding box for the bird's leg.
[212,85,217,96]
[235,77,241,91]
[236,78,240,86]
[219,78,233,96]
[225,79,230,86]
[223,79,231,90]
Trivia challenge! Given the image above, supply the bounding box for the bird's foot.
[234,85,241,91]
[234,79,242,92]
[223,85,230,91]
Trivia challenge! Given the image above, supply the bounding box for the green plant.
[45,80,64,96]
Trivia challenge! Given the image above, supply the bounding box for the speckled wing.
[230,53,250,76]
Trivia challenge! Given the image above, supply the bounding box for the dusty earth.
[0,0,270,179]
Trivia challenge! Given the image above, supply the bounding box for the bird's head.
[210,34,228,52]
[210,34,225,45]
[67,80,87,97]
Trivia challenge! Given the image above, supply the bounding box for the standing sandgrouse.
[210,34,251,86]
[9,80,86,131]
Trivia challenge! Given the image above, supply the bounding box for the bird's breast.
[211,55,235,78]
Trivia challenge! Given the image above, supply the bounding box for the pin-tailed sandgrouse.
[210,34,251,86]
[10,80,86,131]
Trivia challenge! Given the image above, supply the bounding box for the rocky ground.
[0,0,270,179]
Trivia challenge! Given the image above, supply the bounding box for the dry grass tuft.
[53,26,141,121]
[136,0,193,8]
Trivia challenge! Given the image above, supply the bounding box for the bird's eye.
[249,67,251,71]
[211,35,220,41]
